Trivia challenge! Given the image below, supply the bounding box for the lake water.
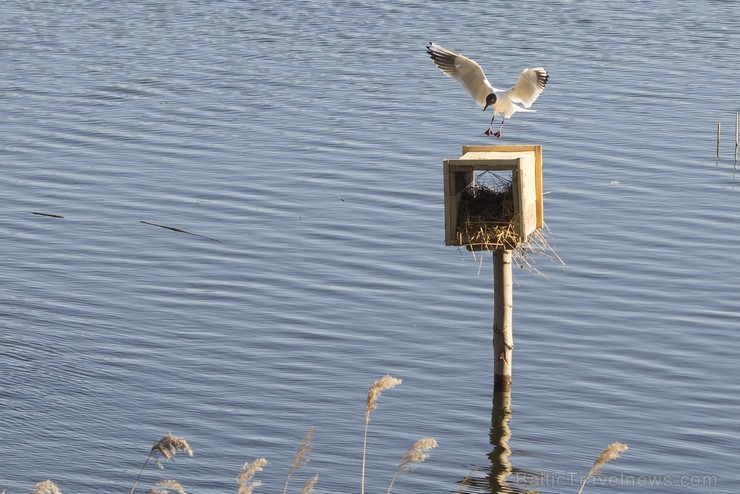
[2,1,739,493]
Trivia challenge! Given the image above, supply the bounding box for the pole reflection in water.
[487,390,513,492]
[453,390,541,494]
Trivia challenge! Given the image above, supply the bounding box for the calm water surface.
[2,1,740,493]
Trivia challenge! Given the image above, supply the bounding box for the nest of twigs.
[456,173,562,274]
[457,174,518,250]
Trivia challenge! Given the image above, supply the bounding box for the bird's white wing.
[509,67,549,108]
[427,43,495,108]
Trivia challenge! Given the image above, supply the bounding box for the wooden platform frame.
[443,144,543,249]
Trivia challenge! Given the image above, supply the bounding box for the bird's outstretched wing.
[509,67,549,108]
[426,42,495,108]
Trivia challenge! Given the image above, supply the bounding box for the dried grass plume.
[282,427,316,494]
[151,434,194,468]
[576,442,628,494]
[146,479,187,494]
[365,375,402,421]
[299,474,319,494]
[361,375,402,494]
[238,457,268,494]
[386,438,438,494]
[129,434,194,494]
[32,480,61,494]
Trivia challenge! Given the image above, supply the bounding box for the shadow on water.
[454,389,542,494]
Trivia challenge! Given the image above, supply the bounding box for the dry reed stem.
[386,438,438,494]
[576,442,628,494]
[282,427,316,494]
[361,375,403,494]
[299,474,319,494]
[238,458,268,494]
[32,480,61,494]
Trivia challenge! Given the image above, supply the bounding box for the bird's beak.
[483,104,490,111]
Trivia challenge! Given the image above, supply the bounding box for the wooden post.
[444,146,543,393]
[493,250,513,392]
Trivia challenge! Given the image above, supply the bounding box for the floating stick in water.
[30,212,64,218]
[140,220,220,242]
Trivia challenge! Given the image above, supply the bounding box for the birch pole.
[493,250,513,392]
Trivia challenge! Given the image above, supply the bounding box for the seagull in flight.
[426,42,549,138]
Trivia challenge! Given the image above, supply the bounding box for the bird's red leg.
[484,112,496,135]
[492,118,505,139]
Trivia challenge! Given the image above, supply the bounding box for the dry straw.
[386,437,438,494]
[576,442,628,494]
[458,176,562,274]
[361,375,403,494]
[282,427,316,494]
[457,177,518,251]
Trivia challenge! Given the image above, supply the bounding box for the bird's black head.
[483,93,497,110]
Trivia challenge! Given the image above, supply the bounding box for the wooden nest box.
[443,145,543,251]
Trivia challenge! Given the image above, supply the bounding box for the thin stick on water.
[282,427,316,494]
[576,442,628,494]
[735,113,738,158]
[361,375,402,494]
[717,122,721,159]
